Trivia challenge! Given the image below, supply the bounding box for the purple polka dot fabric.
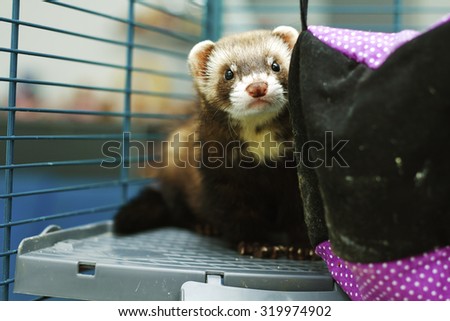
[315,241,362,300]
[308,14,450,301]
[308,14,450,69]
[308,26,418,69]
[316,241,450,301]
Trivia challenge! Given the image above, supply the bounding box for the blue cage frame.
[2,0,449,301]
[0,0,222,301]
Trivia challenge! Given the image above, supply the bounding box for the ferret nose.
[246,81,268,98]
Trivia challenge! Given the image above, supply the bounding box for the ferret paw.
[237,242,319,260]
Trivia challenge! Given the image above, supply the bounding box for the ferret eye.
[224,69,234,80]
[271,62,281,72]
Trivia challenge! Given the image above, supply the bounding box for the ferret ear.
[188,40,215,78]
[272,26,299,49]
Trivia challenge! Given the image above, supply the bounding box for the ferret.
[114,26,313,259]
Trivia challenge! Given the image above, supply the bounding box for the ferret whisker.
[211,107,222,121]
[227,117,239,138]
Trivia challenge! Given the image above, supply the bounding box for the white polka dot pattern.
[316,241,450,301]
[309,15,450,300]
[308,26,419,69]
[316,241,362,300]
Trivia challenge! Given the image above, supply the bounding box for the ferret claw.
[195,223,219,236]
[237,242,318,260]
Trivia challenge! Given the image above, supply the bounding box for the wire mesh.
[1,0,449,301]
[0,0,207,301]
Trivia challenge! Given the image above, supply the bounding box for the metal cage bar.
[0,47,192,80]
[223,1,450,33]
[135,0,202,25]
[2,0,20,302]
[120,1,136,202]
[0,177,154,200]
[0,204,122,229]
[0,0,205,300]
[0,77,194,100]
[204,0,223,41]
[45,0,200,43]
[0,47,128,71]
[0,107,190,120]
[1,0,449,301]
[0,17,187,59]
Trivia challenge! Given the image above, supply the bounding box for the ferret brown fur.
[114,26,312,259]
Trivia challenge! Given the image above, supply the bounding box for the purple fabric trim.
[316,241,450,301]
[308,14,450,69]
[315,241,362,300]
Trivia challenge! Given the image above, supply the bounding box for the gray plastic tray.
[14,221,348,300]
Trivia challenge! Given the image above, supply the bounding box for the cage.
[1,0,449,301]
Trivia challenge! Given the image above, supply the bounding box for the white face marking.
[228,70,288,160]
[188,28,299,160]
[228,72,286,123]
[198,30,294,136]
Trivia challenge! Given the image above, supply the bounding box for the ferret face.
[189,26,299,124]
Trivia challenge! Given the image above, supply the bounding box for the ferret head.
[188,26,299,123]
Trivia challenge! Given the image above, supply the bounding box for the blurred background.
[1,0,449,300]
[1,0,448,125]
